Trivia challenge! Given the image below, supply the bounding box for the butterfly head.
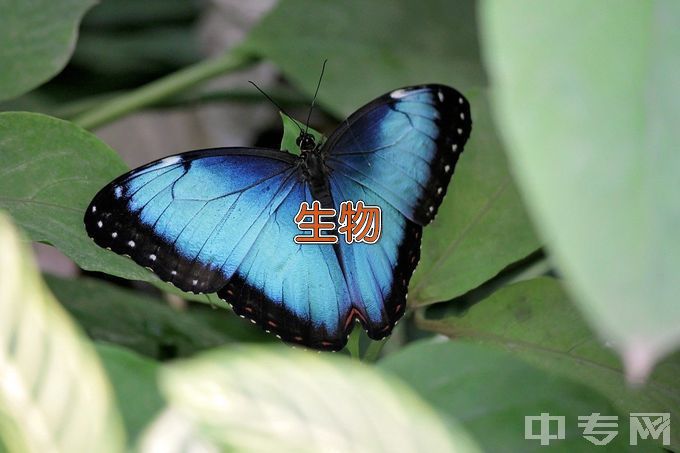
[296,132,317,153]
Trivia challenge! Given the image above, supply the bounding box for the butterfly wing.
[324,84,472,338]
[325,84,471,224]
[85,148,353,349]
[329,177,422,340]
[217,179,353,350]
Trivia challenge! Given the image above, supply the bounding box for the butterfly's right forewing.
[325,84,472,225]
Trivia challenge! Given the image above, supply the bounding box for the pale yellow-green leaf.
[0,212,125,452]
[480,0,680,379]
[140,346,480,453]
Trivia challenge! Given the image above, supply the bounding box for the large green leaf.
[0,212,125,452]
[81,0,198,29]
[380,341,659,452]
[243,0,485,117]
[0,0,96,101]
[46,275,263,360]
[140,346,480,453]
[409,90,540,306]
[0,112,219,305]
[0,112,148,280]
[96,344,163,445]
[480,1,680,378]
[71,27,200,77]
[417,277,679,450]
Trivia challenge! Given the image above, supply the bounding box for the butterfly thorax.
[298,134,334,209]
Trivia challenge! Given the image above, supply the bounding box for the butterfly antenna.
[305,59,327,134]
[249,80,304,133]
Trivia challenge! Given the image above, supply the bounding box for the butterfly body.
[85,84,472,350]
[299,143,335,209]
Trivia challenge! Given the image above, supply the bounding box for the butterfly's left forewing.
[85,148,299,294]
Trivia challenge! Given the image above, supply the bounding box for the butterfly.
[84,84,472,350]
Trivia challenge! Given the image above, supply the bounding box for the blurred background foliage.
[0,0,678,452]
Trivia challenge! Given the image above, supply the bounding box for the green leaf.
[0,112,148,281]
[140,346,480,453]
[0,212,125,452]
[0,0,97,101]
[409,90,540,306]
[243,0,486,117]
[0,112,219,305]
[46,275,260,360]
[417,277,680,450]
[71,27,200,77]
[81,0,199,29]
[96,344,163,445]
[380,341,660,452]
[480,1,680,378]
[279,112,325,156]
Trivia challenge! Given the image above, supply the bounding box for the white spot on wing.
[171,270,177,276]
[437,91,444,102]
[437,187,443,194]
[128,240,135,248]
[444,165,451,172]
[460,112,465,120]
[458,97,464,104]
[114,186,123,198]
[161,156,181,166]
[390,88,409,99]
[192,279,198,286]
[149,254,156,261]
[452,144,458,152]
[111,232,118,238]
[91,206,96,213]
[457,128,463,135]
[97,221,103,228]
[429,206,434,213]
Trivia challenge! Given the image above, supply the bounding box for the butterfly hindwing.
[218,180,353,350]
[323,84,471,339]
[328,175,421,340]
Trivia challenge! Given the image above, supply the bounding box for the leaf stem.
[72,49,257,130]
[346,325,362,360]
[363,338,387,363]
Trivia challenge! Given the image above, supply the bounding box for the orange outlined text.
[338,200,382,244]
[294,200,382,245]
[294,200,338,244]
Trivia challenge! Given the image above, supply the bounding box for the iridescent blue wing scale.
[85,148,354,349]
[324,84,472,339]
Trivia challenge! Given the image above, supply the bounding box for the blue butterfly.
[84,84,472,350]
